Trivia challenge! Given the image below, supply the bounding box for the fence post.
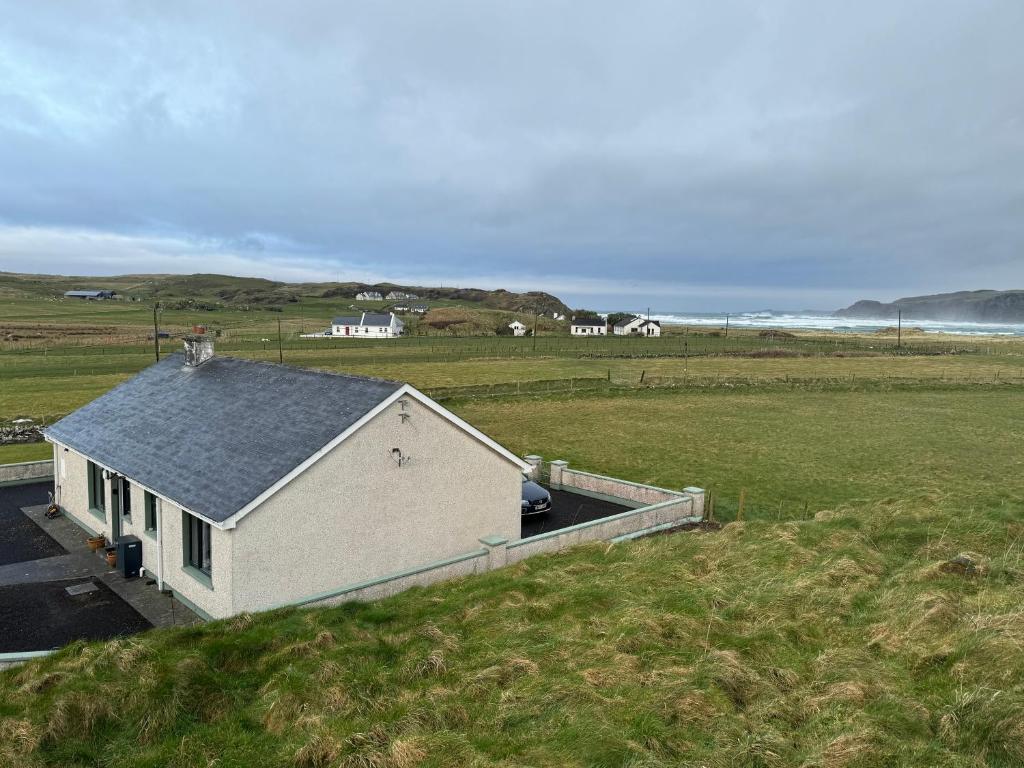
[549,460,568,489]
[523,455,542,481]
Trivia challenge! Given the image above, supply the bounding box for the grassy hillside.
[2,385,1024,766]
[0,271,571,316]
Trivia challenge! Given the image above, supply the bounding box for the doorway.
[110,476,131,541]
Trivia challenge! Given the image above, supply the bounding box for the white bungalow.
[356,291,384,301]
[331,312,404,338]
[613,317,661,337]
[508,321,528,336]
[570,318,607,336]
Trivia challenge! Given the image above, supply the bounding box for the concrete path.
[0,550,97,586]
[18,503,201,629]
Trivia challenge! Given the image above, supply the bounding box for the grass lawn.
[0,443,51,464]
[454,386,1024,520]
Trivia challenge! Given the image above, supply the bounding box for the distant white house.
[410,304,429,314]
[570,318,607,336]
[330,312,404,338]
[553,312,565,321]
[508,320,528,336]
[356,291,384,301]
[613,316,662,337]
[386,291,419,300]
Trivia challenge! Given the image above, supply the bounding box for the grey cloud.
[0,0,1022,309]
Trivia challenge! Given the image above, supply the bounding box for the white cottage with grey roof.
[331,311,404,338]
[45,335,526,619]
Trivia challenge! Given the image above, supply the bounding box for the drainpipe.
[156,498,165,591]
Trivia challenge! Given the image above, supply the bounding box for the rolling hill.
[836,289,1024,322]
[0,272,571,316]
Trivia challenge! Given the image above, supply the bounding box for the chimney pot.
[183,334,214,367]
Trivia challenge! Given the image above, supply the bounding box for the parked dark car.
[521,475,552,516]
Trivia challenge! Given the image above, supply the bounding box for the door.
[110,479,121,540]
[111,477,131,541]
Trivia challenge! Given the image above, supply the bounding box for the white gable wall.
[228,396,522,614]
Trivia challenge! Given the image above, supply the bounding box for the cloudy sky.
[1,1,1022,311]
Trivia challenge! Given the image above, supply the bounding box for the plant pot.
[87,535,106,551]
[105,549,117,568]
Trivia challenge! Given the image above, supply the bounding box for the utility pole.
[684,326,689,375]
[897,308,902,350]
[152,302,160,362]
[277,318,284,364]
[725,314,730,338]
[532,309,539,352]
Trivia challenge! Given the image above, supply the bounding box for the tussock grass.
[2,494,1023,766]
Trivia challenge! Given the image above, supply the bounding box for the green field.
[3,283,1024,766]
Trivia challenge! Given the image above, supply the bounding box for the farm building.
[355,291,383,300]
[411,304,429,314]
[508,320,528,336]
[570,318,607,336]
[331,312,404,338]
[44,333,527,619]
[64,290,116,300]
[613,316,662,336]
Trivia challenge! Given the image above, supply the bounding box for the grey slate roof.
[46,354,402,523]
[613,317,640,328]
[572,318,606,327]
[331,313,397,327]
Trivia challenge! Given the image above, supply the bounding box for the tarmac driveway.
[0,482,155,653]
[0,482,65,565]
[520,485,633,539]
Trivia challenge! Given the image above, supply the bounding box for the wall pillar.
[523,455,542,481]
[549,460,568,490]
[479,535,508,571]
[684,487,706,518]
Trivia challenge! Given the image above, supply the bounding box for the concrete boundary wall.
[0,650,56,671]
[282,548,491,610]
[504,494,698,564]
[0,459,53,487]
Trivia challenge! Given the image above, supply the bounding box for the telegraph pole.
[277,318,284,364]
[725,314,730,338]
[153,302,160,362]
[897,308,902,350]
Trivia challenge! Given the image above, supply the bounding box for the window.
[121,479,132,519]
[183,513,212,578]
[87,461,105,514]
[144,492,158,533]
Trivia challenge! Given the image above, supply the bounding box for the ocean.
[623,311,1024,337]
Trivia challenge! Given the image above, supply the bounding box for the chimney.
[183,326,214,367]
